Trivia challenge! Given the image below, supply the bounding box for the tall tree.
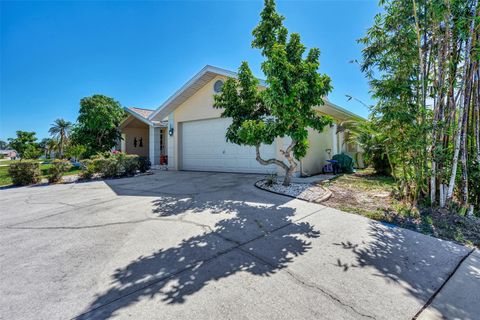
[0,140,8,150]
[7,131,40,159]
[359,0,480,213]
[71,95,125,157]
[214,0,332,186]
[48,118,72,158]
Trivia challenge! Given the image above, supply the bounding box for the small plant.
[121,154,140,176]
[94,158,119,178]
[48,160,72,183]
[265,172,277,187]
[80,159,96,180]
[8,161,41,186]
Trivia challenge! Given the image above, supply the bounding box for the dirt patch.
[320,170,480,248]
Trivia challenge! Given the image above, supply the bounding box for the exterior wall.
[173,77,225,123]
[169,76,293,174]
[301,125,335,176]
[123,126,149,157]
[164,74,364,174]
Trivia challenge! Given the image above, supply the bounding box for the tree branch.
[279,139,298,167]
[255,145,289,171]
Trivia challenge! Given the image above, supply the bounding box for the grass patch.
[322,169,480,248]
[0,159,22,166]
[0,166,12,186]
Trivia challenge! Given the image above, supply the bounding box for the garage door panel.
[181,118,277,173]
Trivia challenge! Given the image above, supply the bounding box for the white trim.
[324,100,365,121]
[121,133,126,153]
[122,108,164,127]
[147,64,363,123]
[148,65,267,121]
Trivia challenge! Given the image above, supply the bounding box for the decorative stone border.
[255,179,332,203]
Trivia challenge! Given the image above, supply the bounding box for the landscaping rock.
[256,180,331,202]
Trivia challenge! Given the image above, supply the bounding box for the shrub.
[48,160,72,183]
[94,157,119,178]
[87,152,141,178]
[138,156,151,173]
[80,159,96,180]
[122,154,140,176]
[8,161,41,186]
[368,151,391,176]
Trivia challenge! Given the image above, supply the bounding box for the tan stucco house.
[119,65,363,176]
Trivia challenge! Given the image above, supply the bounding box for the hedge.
[81,152,150,179]
[8,161,41,186]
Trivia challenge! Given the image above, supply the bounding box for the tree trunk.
[279,140,298,186]
[255,139,297,186]
[430,162,436,205]
[439,183,446,208]
[447,92,464,201]
[447,4,477,202]
[475,68,480,164]
[282,166,296,186]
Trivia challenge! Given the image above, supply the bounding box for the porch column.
[167,112,175,170]
[149,126,161,166]
[120,133,126,153]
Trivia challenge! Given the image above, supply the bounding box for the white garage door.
[181,118,277,173]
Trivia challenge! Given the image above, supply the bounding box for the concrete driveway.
[0,171,476,319]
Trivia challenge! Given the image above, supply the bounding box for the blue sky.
[0,0,380,141]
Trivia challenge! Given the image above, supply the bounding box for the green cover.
[332,153,354,173]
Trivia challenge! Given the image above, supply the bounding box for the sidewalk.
[417,249,480,320]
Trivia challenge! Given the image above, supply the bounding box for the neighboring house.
[0,150,17,160]
[119,65,364,176]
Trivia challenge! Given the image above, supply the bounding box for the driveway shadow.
[333,221,470,311]
[77,174,320,319]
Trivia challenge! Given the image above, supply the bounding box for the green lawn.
[0,162,82,187]
[0,159,36,166]
[0,166,12,186]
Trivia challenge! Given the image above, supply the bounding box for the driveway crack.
[72,205,328,319]
[237,246,377,320]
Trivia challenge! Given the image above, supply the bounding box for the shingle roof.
[128,107,154,119]
[123,107,168,127]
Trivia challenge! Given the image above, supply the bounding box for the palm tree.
[49,118,72,158]
[46,138,58,158]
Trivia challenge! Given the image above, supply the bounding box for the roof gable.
[148,65,363,122]
[122,107,167,128]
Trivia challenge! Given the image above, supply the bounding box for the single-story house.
[0,150,17,160]
[119,65,364,176]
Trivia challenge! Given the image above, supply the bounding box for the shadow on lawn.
[77,179,319,319]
